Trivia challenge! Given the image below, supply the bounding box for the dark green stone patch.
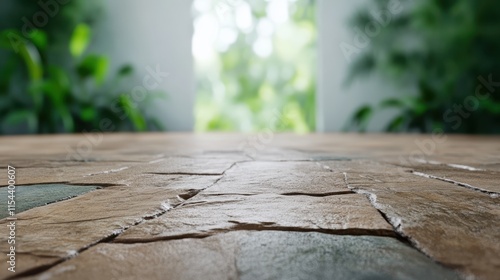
[237,232,460,280]
[1,184,98,219]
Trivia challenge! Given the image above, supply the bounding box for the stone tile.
[32,232,460,280]
[334,161,500,279]
[369,190,500,279]
[236,232,461,280]
[246,148,322,161]
[116,193,394,242]
[0,175,220,277]
[136,156,245,175]
[0,188,168,278]
[411,164,500,194]
[476,162,500,172]
[204,161,349,196]
[5,254,60,278]
[0,162,138,187]
[177,151,250,161]
[0,184,98,219]
[321,160,491,193]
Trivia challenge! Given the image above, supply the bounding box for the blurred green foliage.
[348,0,500,133]
[0,0,164,134]
[193,0,316,133]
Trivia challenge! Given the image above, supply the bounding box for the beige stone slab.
[30,234,239,280]
[246,148,351,161]
[1,156,161,168]
[1,156,239,187]
[3,254,60,279]
[29,232,460,280]
[116,193,394,243]
[137,156,247,175]
[411,164,500,194]
[268,134,500,165]
[336,161,500,280]
[0,174,220,278]
[204,161,349,196]
[364,158,500,194]
[0,162,138,187]
[0,134,153,160]
[321,161,476,193]
[322,160,494,193]
[69,164,224,188]
[0,188,167,278]
[0,134,182,163]
[476,163,500,172]
[177,151,250,161]
[371,190,500,279]
[383,156,500,171]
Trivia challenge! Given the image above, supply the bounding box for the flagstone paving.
[0,133,499,279]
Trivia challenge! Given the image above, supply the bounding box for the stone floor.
[0,133,499,280]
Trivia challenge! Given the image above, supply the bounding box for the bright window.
[192,0,316,132]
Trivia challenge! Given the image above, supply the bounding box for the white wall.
[94,0,195,131]
[317,0,401,132]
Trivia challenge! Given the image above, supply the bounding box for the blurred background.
[0,0,499,135]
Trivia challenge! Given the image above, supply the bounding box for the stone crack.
[411,171,500,198]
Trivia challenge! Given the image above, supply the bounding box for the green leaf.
[0,30,42,82]
[17,41,43,82]
[29,80,57,96]
[345,53,376,85]
[380,98,406,108]
[13,39,44,110]
[118,95,146,131]
[30,66,70,106]
[76,55,109,84]
[80,106,96,121]
[59,107,75,132]
[70,23,91,57]
[410,98,428,116]
[386,115,405,132]
[353,105,373,123]
[481,100,500,114]
[28,30,48,50]
[117,65,134,77]
[48,66,71,93]
[350,105,373,132]
[0,30,23,50]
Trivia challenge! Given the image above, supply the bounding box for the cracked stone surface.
[116,193,394,242]
[136,156,246,175]
[0,174,220,277]
[410,163,500,194]
[327,160,500,279]
[0,133,499,280]
[204,161,349,196]
[0,163,138,187]
[30,232,460,280]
